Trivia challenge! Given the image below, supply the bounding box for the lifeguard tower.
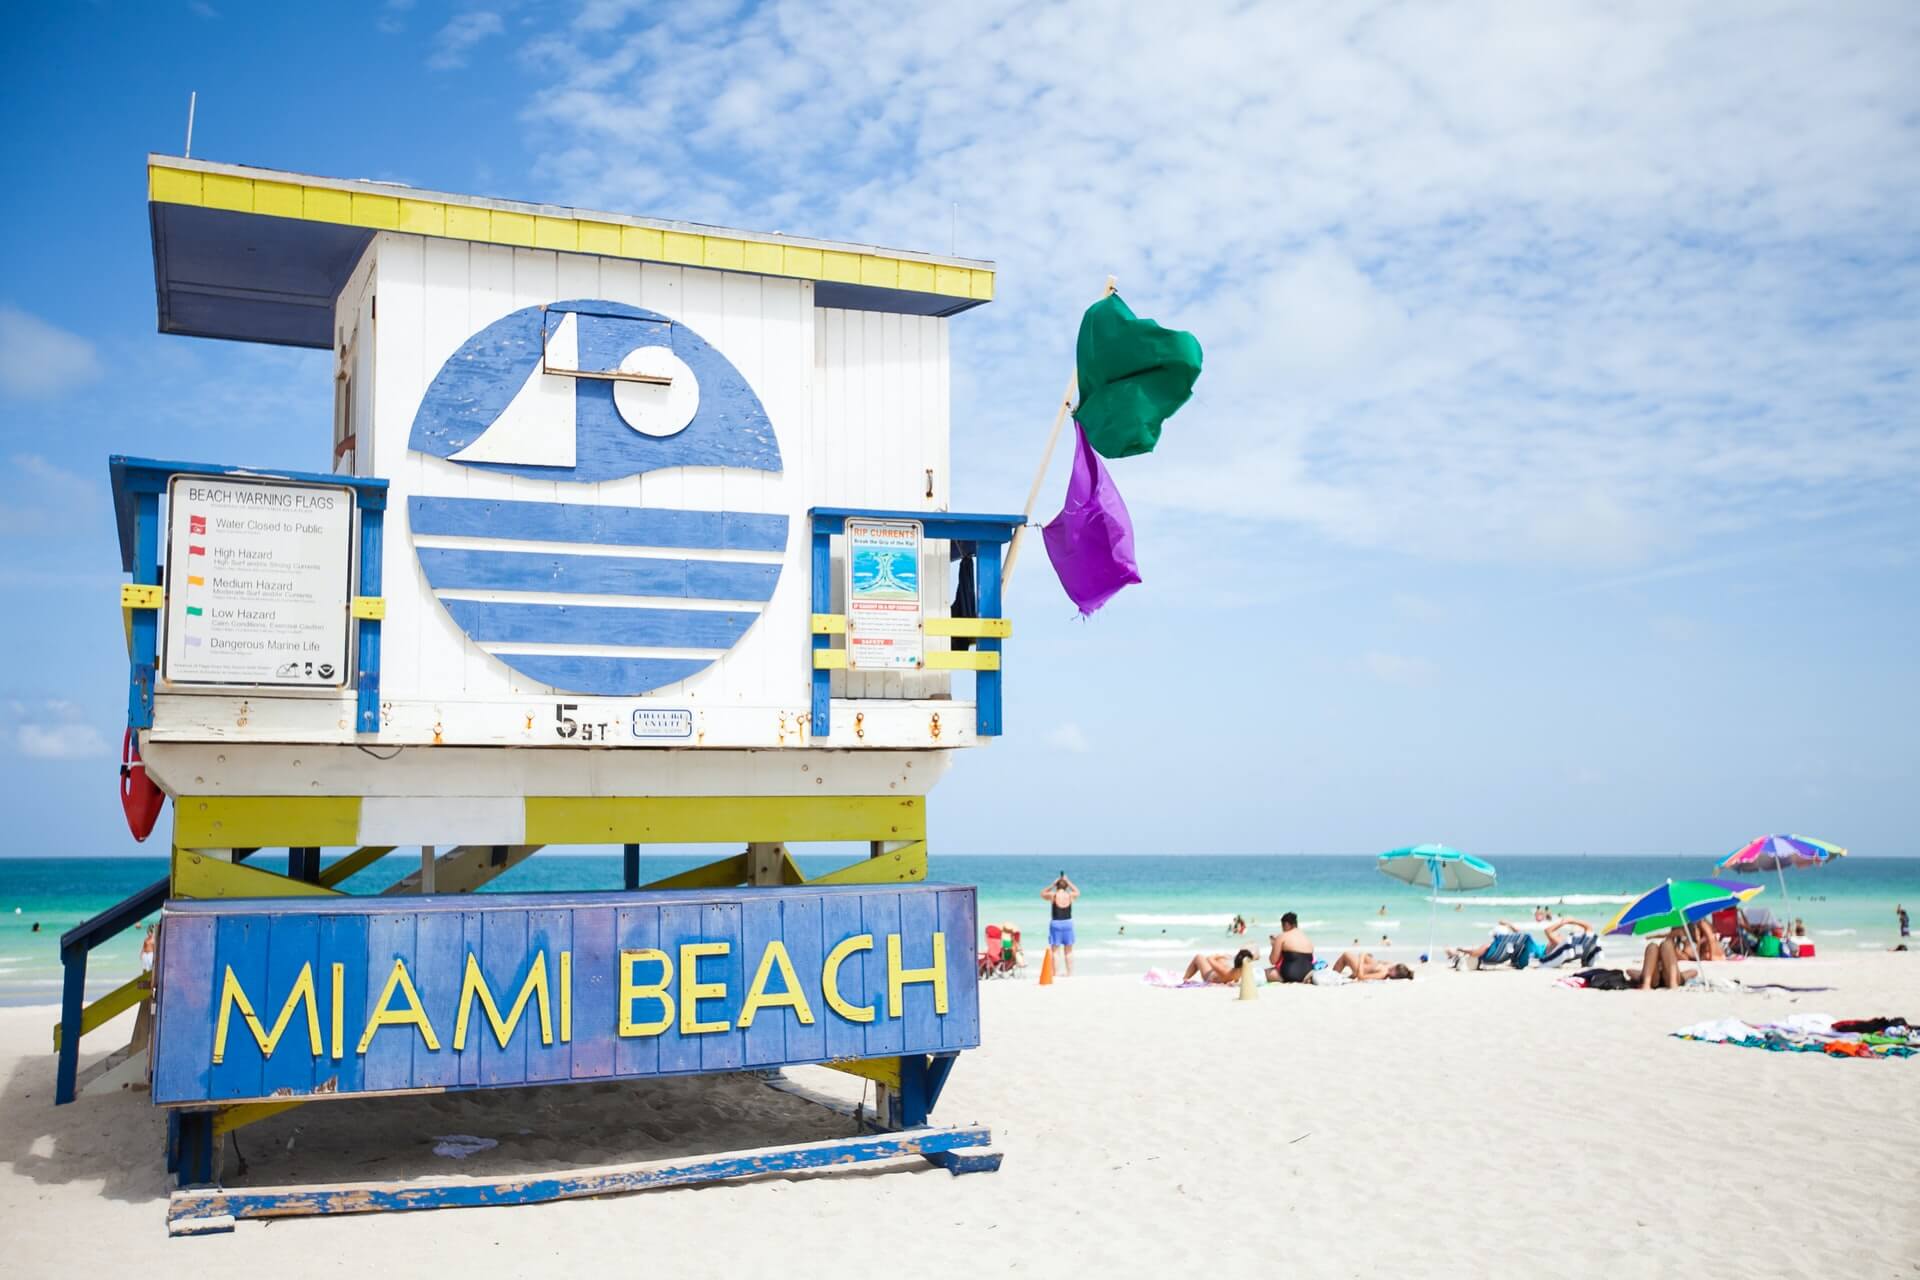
[58,155,1016,1226]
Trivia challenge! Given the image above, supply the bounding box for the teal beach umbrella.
[1378,844,1498,962]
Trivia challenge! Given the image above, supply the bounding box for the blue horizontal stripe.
[418,548,779,601]
[497,655,711,695]
[410,496,788,553]
[441,600,757,648]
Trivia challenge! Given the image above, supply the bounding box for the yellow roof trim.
[147,155,995,302]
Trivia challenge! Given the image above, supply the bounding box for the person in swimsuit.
[1332,951,1414,981]
[1181,948,1257,985]
[1041,873,1080,977]
[1625,934,1696,989]
[1266,912,1315,983]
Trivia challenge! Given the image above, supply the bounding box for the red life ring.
[120,729,165,842]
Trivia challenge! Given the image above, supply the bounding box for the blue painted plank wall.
[151,884,978,1107]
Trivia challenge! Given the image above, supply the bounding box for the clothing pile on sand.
[1672,1013,1919,1058]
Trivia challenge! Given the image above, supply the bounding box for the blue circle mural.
[406,300,787,696]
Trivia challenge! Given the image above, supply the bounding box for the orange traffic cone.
[1038,947,1055,986]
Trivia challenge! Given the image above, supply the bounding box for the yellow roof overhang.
[147,155,994,350]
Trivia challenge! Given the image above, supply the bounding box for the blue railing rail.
[108,457,389,734]
[807,507,1024,739]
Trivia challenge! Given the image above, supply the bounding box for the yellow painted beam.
[173,850,343,901]
[806,840,929,886]
[173,796,361,848]
[525,795,925,846]
[810,613,847,634]
[147,160,996,305]
[923,616,1010,638]
[812,649,849,670]
[213,1100,307,1140]
[640,852,750,891]
[925,650,1000,671]
[822,1056,902,1091]
[350,596,386,620]
[315,845,396,889]
[52,974,149,1051]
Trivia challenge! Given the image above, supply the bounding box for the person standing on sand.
[1042,873,1080,976]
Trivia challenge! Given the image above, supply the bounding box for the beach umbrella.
[1717,834,1846,921]
[1603,879,1762,962]
[1378,844,1498,963]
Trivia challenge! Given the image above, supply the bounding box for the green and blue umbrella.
[1603,878,1762,938]
[1378,844,1498,961]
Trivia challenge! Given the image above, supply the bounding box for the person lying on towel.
[1181,949,1258,985]
[1332,950,1414,981]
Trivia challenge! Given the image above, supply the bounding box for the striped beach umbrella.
[1717,834,1846,920]
[1603,878,1762,938]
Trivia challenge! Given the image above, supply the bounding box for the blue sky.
[1,1,1915,857]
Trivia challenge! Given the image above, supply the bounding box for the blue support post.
[175,1110,216,1187]
[55,946,86,1105]
[976,542,1003,737]
[622,844,640,891]
[810,522,832,737]
[356,506,384,734]
[128,492,160,730]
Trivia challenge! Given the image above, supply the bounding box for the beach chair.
[1711,907,1745,957]
[979,925,1005,979]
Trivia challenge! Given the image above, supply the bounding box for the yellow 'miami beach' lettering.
[823,934,875,1023]
[357,957,440,1053]
[738,940,815,1028]
[619,948,674,1036]
[453,951,556,1051]
[888,933,949,1017]
[328,962,345,1060]
[678,942,731,1034]
[213,962,322,1063]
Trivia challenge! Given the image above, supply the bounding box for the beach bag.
[1757,934,1784,958]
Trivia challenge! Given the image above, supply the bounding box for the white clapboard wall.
[342,232,956,727]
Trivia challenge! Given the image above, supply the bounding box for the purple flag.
[1043,422,1142,615]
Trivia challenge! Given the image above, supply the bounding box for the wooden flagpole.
[1000,276,1116,588]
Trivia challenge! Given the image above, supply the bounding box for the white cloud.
[1046,723,1091,754]
[512,1,1920,568]
[0,454,99,535]
[9,701,109,760]
[428,10,504,69]
[1361,652,1438,686]
[0,305,100,399]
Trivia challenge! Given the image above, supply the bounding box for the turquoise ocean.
[4,854,1915,1004]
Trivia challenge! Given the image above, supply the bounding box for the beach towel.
[1310,968,1353,986]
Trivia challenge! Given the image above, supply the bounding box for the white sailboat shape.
[450,312,579,467]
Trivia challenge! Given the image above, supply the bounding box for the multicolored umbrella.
[1717,834,1846,918]
[1603,878,1762,938]
[1378,844,1497,962]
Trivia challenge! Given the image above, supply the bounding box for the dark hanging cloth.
[949,540,978,652]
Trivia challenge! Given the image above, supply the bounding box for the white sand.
[3,953,1916,1276]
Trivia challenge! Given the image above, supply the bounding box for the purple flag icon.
[1042,422,1142,616]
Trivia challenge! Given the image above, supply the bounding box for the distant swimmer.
[30,922,39,933]
[1041,872,1080,977]
[1377,905,1387,916]
[1899,904,1910,939]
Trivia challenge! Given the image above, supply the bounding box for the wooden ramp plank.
[167,1124,993,1227]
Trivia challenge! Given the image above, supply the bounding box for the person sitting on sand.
[1685,918,1726,961]
[1182,948,1258,985]
[1332,950,1414,981]
[1626,935,1697,989]
[1266,912,1314,983]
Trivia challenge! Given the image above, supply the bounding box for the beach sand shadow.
[2,1026,922,1205]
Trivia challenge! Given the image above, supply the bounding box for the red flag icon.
[189,515,206,534]
[188,544,206,556]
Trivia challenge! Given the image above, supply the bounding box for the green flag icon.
[1074,293,1203,459]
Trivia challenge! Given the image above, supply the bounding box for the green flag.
[1074,293,1203,459]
